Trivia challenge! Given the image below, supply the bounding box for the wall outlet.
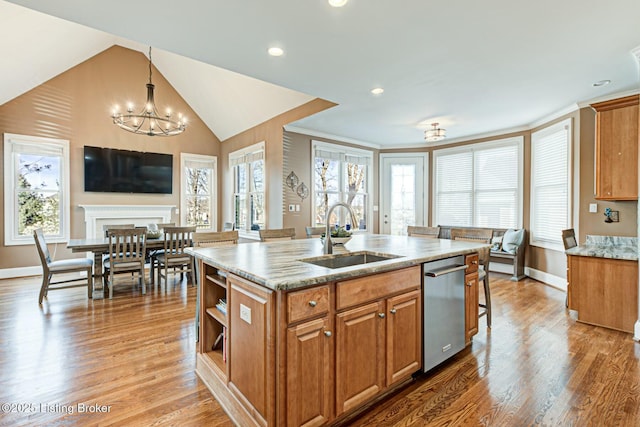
[240,304,252,324]
[288,204,295,212]
[295,204,300,212]
[589,203,598,213]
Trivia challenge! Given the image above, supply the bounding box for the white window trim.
[3,133,70,246]
[432,136,524,228]
[180,153,217,231]
[229,141,265,240]
[530,118,572,252]
[311,140,373,232]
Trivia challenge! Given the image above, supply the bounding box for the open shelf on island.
[206,306,227,327]
[206,274,227,288]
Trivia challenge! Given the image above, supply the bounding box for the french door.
[380,154,428,235]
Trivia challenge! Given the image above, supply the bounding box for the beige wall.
[219,99,336,232]
[379,107,638,280]
[282,131,380,239]
[0,45,221,269]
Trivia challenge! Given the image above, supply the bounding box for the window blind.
[434,138,522,228]
[530,120,570,248]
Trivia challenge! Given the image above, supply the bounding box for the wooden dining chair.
[102,223,135,238]
[148,222,176,280]
[193,231,239,248]
[104,227,147,299]
[191,230,239,343]
[407,226,440,238]
[259,228,296,242]
[305,226,325,238]
[562,228,577,307]
[562,228,577,250]
[33,228,94,304]
[450,228,494,327]
[156,226,197,287]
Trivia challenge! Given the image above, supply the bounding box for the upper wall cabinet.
[591,95,639,200]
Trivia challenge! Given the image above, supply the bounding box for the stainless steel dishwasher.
[423,255,467,372]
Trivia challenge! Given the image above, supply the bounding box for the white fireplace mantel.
[80,205,175,239]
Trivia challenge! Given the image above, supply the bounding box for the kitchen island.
[187,234,486,427]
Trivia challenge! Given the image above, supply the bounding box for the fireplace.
[79,205,175,238]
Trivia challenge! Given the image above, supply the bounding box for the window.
[181,153,217,230]
[312,141,372,231]
[530,119,572,250]
[433,137,523,229]
[4,133,70,245]
[230,142,265,235]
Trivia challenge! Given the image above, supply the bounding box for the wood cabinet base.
[196,354,262,427]
[568,255,638,333]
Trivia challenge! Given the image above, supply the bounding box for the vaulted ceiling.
[2,0,639,147]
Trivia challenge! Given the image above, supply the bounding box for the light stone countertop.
[564,235,638,261]
[187,234,488,291]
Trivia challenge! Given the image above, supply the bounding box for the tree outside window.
[313,143,371,230]
[181,154,216,230]
[231,143,265,233]
[4,133,69,245]
[17,154,61,236]
[185,167,211,229]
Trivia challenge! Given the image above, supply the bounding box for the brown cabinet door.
[335,300,385,416]
[286,317,332,427]
[386,290,421,386]
[593,96,639,200]
[465,272,479,345]
[228,275,274,425]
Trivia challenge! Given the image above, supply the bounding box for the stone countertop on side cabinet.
[564,235,638,261]
[187,234,487,291]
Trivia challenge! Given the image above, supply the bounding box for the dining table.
[67,237,166,299]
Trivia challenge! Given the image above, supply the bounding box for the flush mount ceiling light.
[111,46,187,137]
[268,46,284,57]
[593,79,611,87]
[328,0,348,7]
[424,123,447,142]
[371,87,384,95]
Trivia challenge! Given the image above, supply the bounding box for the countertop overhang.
[564,235,638,261]
[187,234,488,291]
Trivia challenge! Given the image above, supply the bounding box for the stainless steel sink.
[300,251,402,269]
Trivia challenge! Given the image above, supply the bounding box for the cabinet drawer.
[336,266,420,311]
[287,285,330,323]
[465,254,479,274]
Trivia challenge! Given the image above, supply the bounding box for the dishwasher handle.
[424,264,467,277]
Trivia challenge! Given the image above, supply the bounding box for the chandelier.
[424,123,446,142]
[111,47,187,137]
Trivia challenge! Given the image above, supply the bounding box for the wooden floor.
[1,273,639,426]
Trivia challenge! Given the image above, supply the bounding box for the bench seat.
[438,226,526,281]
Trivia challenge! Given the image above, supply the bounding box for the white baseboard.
[0,265,42,279]
[490,263,513,275]
[525,267,567,291]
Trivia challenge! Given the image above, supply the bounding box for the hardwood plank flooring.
[1,272,639,426]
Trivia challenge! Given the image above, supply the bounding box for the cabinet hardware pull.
[378,313,386,318]
[324,330,332,337]
[472,260,478,264]
[308,300,317,307]
[467,281,473,287]
[390,308,397,314]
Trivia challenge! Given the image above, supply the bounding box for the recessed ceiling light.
[371,87,384,95]
[328,0,348,7]
[268,47,284,57]
[593,79,611,87]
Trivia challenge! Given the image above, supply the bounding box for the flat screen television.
[84,146,173,194]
